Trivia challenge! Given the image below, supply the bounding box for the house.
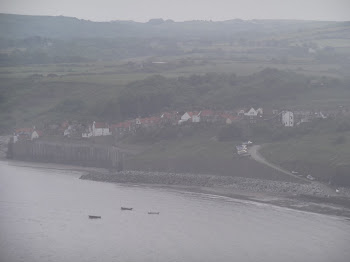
[282,111,294,127]
[244,107,263,117]
[199,110,215,122]
[111,120,136,139]
[179,112,192,123]
[192,113,200,123]
[64,125,73,137]
[82,121,111,137]
[237,109,246,117]
[13,127,42,142]
[13,127,34,142]
[224,115,238,124]
[160,112,179,125]
[31,130,42,140]
[179,112,200,124]
[218,113,239,124]
[92,121,111,136]
[136,117,161,128]
[243,107,263,123]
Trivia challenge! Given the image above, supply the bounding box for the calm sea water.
[1,160,350,262]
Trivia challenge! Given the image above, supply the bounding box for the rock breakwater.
[80,170,348,197]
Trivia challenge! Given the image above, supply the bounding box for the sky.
[0,0,349,22]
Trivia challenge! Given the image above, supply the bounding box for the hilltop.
[0,13,346,39]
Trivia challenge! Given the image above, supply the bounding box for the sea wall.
[8,140,124,169]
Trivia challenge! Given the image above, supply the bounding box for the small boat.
[148,212,160,215]
[121,207,133,211]
[88,215,101,219]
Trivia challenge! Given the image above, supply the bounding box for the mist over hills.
[0,13,346,39]
[0,12,350,133]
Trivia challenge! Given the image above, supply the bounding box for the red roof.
[15,128,33,134]
[200,110,214,116]
[186,111,200,117]
[111,120,135,129]
[161,112,177,118]
[94,122,108,129]
[139,116,161,124]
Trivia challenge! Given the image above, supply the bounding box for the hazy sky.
[1,0,349,22]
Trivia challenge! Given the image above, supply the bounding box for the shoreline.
[80,170,350,219]
[3,158,350,219]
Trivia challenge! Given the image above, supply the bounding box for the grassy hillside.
[1,64,350,134]
[260,119,350,183]
[119,117,350,184]
[124,126,301,182]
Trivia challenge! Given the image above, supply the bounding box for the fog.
[1,1,350,261]
[1,0,350,21]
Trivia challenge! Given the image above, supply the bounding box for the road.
[248,145,308,182]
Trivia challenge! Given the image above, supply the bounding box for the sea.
[1,160,350,262]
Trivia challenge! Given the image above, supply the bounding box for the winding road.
[248,145,308,182]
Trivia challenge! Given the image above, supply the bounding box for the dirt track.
[248,145,306,182]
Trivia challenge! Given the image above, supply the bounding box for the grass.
[260,131,350,181]
[126,130,238,165]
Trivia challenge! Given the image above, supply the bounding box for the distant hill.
[0,13,345,39]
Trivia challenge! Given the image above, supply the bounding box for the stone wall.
[9,140,124,169]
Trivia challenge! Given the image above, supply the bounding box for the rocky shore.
[80,170,350,218]
[80,170,350,198]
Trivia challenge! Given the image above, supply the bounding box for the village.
[12,106,349,145]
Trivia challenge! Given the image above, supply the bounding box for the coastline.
[80,170,350,219]
[2,143,350,219]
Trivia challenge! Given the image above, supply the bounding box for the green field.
[260,131,350,182]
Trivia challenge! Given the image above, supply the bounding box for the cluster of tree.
[99,69,320,121]
[1,14,349,66]
[0,36,184,66]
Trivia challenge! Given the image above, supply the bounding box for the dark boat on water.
[121,207,133,211]
[88,215,101,219]
[148,212,160,215]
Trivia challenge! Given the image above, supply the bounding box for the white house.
[64,125,72,137]
[179,112,200,124]
[82,121,111,137]
[192,113,200,123]
[237,109,246,117]
[180,112,192,122]
[31,130,40,140]
[244,108,263,117]
[243,108,263,123]
[282,111,294,127]
[14,127,41,142]
[92,121,111,136]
